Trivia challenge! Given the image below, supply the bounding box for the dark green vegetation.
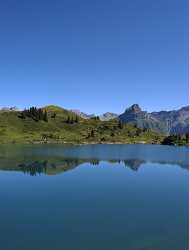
[2,105,189,146]
[18,107,48,122]
[162,134,189,146]
[0,105,162,144]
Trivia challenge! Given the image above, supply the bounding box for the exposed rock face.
[119,104,189,135]
[151,106,189,134]
[119,104,168,134]
[72,104,189,135]
[100,112,118,121]
[71,109,95,119]
[72,110,118,121]
[0,106,19,111]
[127,104,142,113]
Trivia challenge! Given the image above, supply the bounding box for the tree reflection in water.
[13,157,189,176]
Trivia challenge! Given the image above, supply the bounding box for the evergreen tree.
[19,107,49,122]
[75,116,79,123]
[43,111,48,122]
[90,129,95,137]
[51,113,56,119]
[186,133,189,143]
[118,120,123,129]
[70,117,74,124]
[66,116,70,124]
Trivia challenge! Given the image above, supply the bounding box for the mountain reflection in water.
[17,159,146,176]
[0,144,189,176]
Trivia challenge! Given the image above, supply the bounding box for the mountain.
[0,106,19,112]
[0,105,161,144]
[71,110,117,121]
[70,109,95,119]
[151,106,189,134]
[100,112,118,121]
[3,103,189,143]
[119,104,189,135]
[119,104,168,134]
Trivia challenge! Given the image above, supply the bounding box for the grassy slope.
[0,106,163,144]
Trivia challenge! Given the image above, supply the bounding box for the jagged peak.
[125,104,142,113]
[179,105,189,112]
[102,112,118,116]
[71,109,95,119]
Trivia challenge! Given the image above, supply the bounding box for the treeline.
[162,134,189,146]
[65,115,79,124]
[90,116,100,121]
[18,107,48,122]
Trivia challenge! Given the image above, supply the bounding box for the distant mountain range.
[70,109,95,119]
[0,105,160,144]
[119,104,189,135]
[2,104,189,135]
[70,109,118,121]
[119,104,168,134]
[100,112,118,121]
[72,104,189,135]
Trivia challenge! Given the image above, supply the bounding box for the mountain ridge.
[2,104,189,135]
[70,104,189,135]
[119,104,189,135]
[0,105,161,144]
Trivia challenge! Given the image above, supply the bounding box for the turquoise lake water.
[1,144,189,250]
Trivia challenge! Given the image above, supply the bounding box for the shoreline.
[0,139,159,145]
[0,140,173,146]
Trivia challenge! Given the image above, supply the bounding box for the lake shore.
[0,139,161,145]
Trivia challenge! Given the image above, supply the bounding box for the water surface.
[1,144,189,250]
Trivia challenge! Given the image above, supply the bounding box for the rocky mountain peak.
[100,112,118,121]
[126,104,142,113]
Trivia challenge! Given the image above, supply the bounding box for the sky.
[0,0,189,114]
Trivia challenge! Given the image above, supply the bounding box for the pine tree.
[51,113,56,119]
[186,133,189,143]
[66,116,70,123]
[75,116,79,123]
[43,111,48,122]
[118,120,123,129]
[70,117,74,124]
[19,107,49,122]
[91,129,94,137]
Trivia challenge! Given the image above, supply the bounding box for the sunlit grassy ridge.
[0,106,163,144]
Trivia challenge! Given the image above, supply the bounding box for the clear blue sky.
[0,0,188,114]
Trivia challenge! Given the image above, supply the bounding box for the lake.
[1,144,189,250]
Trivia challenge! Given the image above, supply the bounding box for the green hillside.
[0,106,163,144]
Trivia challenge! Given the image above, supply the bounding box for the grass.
[0,106,163,144]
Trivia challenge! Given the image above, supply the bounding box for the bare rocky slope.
[119,104,189,135]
